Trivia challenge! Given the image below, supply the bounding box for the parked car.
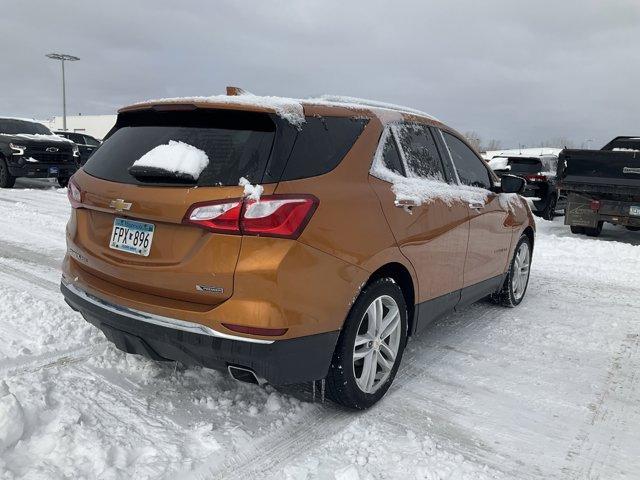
[60,92,535,409]
[557,136,640,236]
[55,131,101,165]
[0,117,79,188]
[488,154,564,220]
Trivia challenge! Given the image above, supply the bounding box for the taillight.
[525,174,547,182]
[185,200,242,234]
[184,194,318,239]
[67,178,82,208]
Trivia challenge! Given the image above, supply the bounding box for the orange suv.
[60,91,534,409]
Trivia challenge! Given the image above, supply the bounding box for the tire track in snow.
[190,305,499,480]
[562,333,640,479]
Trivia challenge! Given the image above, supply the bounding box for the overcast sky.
[2,0,639,148]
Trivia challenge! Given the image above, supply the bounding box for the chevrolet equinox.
[60,90,534,409]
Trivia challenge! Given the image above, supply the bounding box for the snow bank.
[12,133,74,144]
[0,381,25,452]
[239,177,264,201]
[131,140,209,181]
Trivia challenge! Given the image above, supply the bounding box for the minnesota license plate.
[49,166,58,175]
[109,218,154,256]
[630,206,640,217]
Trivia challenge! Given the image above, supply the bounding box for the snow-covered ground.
[1,178,639,480]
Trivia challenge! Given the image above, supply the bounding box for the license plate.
[109,218,155,256]
[630,206,640,217]
[49,166,58,175]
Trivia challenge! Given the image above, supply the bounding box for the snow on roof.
[0,116,48,125]
[305,95,439,121]
[482,147,562,160]
[129,93,306,126]
[129,90,438,126]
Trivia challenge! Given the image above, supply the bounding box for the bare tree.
[540,137,575,149]
[464,131,482,151]
[484,139,502,151]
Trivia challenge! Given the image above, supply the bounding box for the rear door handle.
[469,202,485,210]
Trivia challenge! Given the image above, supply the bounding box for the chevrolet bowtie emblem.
[109,199,132,212]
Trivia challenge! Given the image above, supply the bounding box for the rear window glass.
[508,158,543,174]
[83,109,276,187]
[280,117,368,181]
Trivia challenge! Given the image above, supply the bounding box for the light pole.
[46,53,80,131]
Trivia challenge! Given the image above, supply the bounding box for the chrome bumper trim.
[62,279,274,345]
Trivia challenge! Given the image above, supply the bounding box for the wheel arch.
[363,262,416,336]
[523,226,535,252]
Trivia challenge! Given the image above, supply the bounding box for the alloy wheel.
[511,242,531,301]
[352,295,402,394]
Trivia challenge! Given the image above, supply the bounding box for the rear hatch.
[71,107,282,306]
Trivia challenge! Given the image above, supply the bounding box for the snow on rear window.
[130,141,209,181]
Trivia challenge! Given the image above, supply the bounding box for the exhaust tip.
[228,365,265,386]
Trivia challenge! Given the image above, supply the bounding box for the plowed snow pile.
[1,179,639,480]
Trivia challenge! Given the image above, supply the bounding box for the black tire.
[0,158,16,188]
[490,234,532,308]
[585,221,603,237]
[57,176,70,188]
[541,194,557,221]
[325,278,408,409]
[570,225,585,235]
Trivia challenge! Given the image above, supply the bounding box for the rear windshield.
[0,119,52,135]
[508,158,542,174]
[83,109,276,187]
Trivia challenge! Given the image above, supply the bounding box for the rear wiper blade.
[128,165,198,184]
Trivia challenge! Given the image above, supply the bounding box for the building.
[43,114,117,140]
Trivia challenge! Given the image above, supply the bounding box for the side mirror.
[500,174,526,194]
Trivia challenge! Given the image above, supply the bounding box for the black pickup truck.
[557,136,640,236]
[0,117,80,188]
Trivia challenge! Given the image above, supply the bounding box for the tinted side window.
[395,124,445,180]
[443,132,492,189]
[381,131,405,175]
[84,136,101,146]
[280,117,368,181]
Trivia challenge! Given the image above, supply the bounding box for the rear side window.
[443,132,492,189]
[394,124,445,180]
[280,117,368,181]
[83,109,276,187]
[380,131,405,175]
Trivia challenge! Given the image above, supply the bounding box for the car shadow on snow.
[12,178,64,190]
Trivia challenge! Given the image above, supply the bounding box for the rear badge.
[196,285,224,294]
[109,198,132,212]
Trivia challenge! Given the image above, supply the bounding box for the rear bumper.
[61,280,339,384]
[564,193,640,227]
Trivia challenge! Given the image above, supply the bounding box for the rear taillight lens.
[185,200,242,234]
[525,174,547,182]
[184,194,318,239]
[68,178,82,208]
